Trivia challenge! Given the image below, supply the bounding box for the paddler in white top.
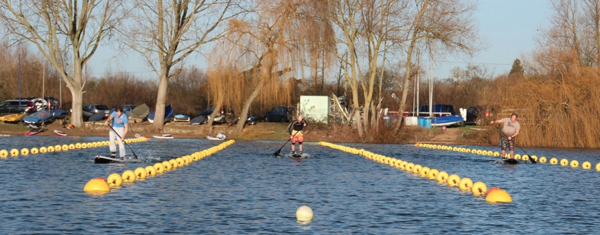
[104,107,129,159]
[490,113,520,159]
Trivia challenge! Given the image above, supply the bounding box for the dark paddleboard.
[25,128,45,136]
[94,155,126,164]
[502,158,520,165]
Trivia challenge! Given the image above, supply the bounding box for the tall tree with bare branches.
[392,0,478,133]
[126,0,234,130]
[0,0,124,127]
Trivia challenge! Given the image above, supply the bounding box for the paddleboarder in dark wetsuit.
[287,115,307,156]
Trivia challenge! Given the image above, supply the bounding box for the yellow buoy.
[154,163,165,173]
[472,181,487,196]
[68,144,75,150]
[522,155,529,161]
[493,152,500,157]
[296,205,313,222]
[122,170,137,183]
[539,156,547,163]
[10,148,19,157]
[459,178,473,192]
[54,145,62,152]
[169,159,179,169]
[560,159,569,167]
[0,149,8,158]
[176,158,184,167]
[107,173,123,188]
[134,167,147,180]
[145,165,157,177]
[20,148,29,156]
[428,169,439,180]
[399,161,407,170]
[436,171,449,184]
[30,147,39,154]
[596,163,600,171]
[582,161,591,170]
[61,144,69,151]
[413,165,422,175]
[405,163,414,172]
[75,143,82,149]
[570,160,579,168]
[39,147,47,153]
[47,146,55,152]
[420,167,430,178]
[514,154,521,160]
[485,188,512,203]
[550,158,558,165]
[83,178,111,194]
[447,174,460,187]
[163,161,173,171]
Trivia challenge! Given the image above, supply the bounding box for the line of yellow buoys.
[415,143,600,171]
[83,140,236,194]
[0,137,151,159]
[318,141,513,203]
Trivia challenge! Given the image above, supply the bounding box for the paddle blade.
[274,149,281,156]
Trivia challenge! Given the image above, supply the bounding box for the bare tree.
[126,0,234,130]
[0,0,124,127]
[392,0,478,133]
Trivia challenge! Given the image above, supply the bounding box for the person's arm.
[104,114,113,125]
[511,129,519,138]
[490,119,502,124]
[302,120,307,127]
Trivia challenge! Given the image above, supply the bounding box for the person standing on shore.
[104,107,129,159]
[490,113,520,159]
[287,115,307,155]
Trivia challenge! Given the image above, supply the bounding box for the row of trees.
[0,0,480,137]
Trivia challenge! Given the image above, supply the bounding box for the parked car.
[465,106,498,126]
[82,104,110,120]
[122,104,137,113]
[0,99,34,116]
[197,106,256,125]
[265,106,295,122]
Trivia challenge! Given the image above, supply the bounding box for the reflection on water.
[0,137,599,234]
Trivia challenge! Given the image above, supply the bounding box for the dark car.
[0,99,34,116]
[82,104,110,120]
[265,106,295,122]
[465,106,498,126]
[122,104,136,113]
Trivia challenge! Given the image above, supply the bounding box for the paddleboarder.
[287,115,308,156]
[490,113,520,159]
[104,107,129,159]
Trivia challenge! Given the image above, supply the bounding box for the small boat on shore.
[148,105,173,123]
[153,133,174,139]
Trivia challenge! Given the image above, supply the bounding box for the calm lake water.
[1,136,599,234]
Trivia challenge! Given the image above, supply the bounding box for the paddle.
[274,131,299,156]
[107,124,139,159]
[518,146,537,164]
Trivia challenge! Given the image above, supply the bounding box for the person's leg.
[298,135,304,153]
[509,139,515,159]
[291,140,296,153]
[501,136,507,159]
[116,127,126,158]
[109,130,117,157]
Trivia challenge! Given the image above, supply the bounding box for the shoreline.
[0,121,496,146]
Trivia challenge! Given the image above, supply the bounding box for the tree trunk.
[153,75,169,130]
[236,78,266,132]
[69,88,84,127]
[207,92,225,132]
